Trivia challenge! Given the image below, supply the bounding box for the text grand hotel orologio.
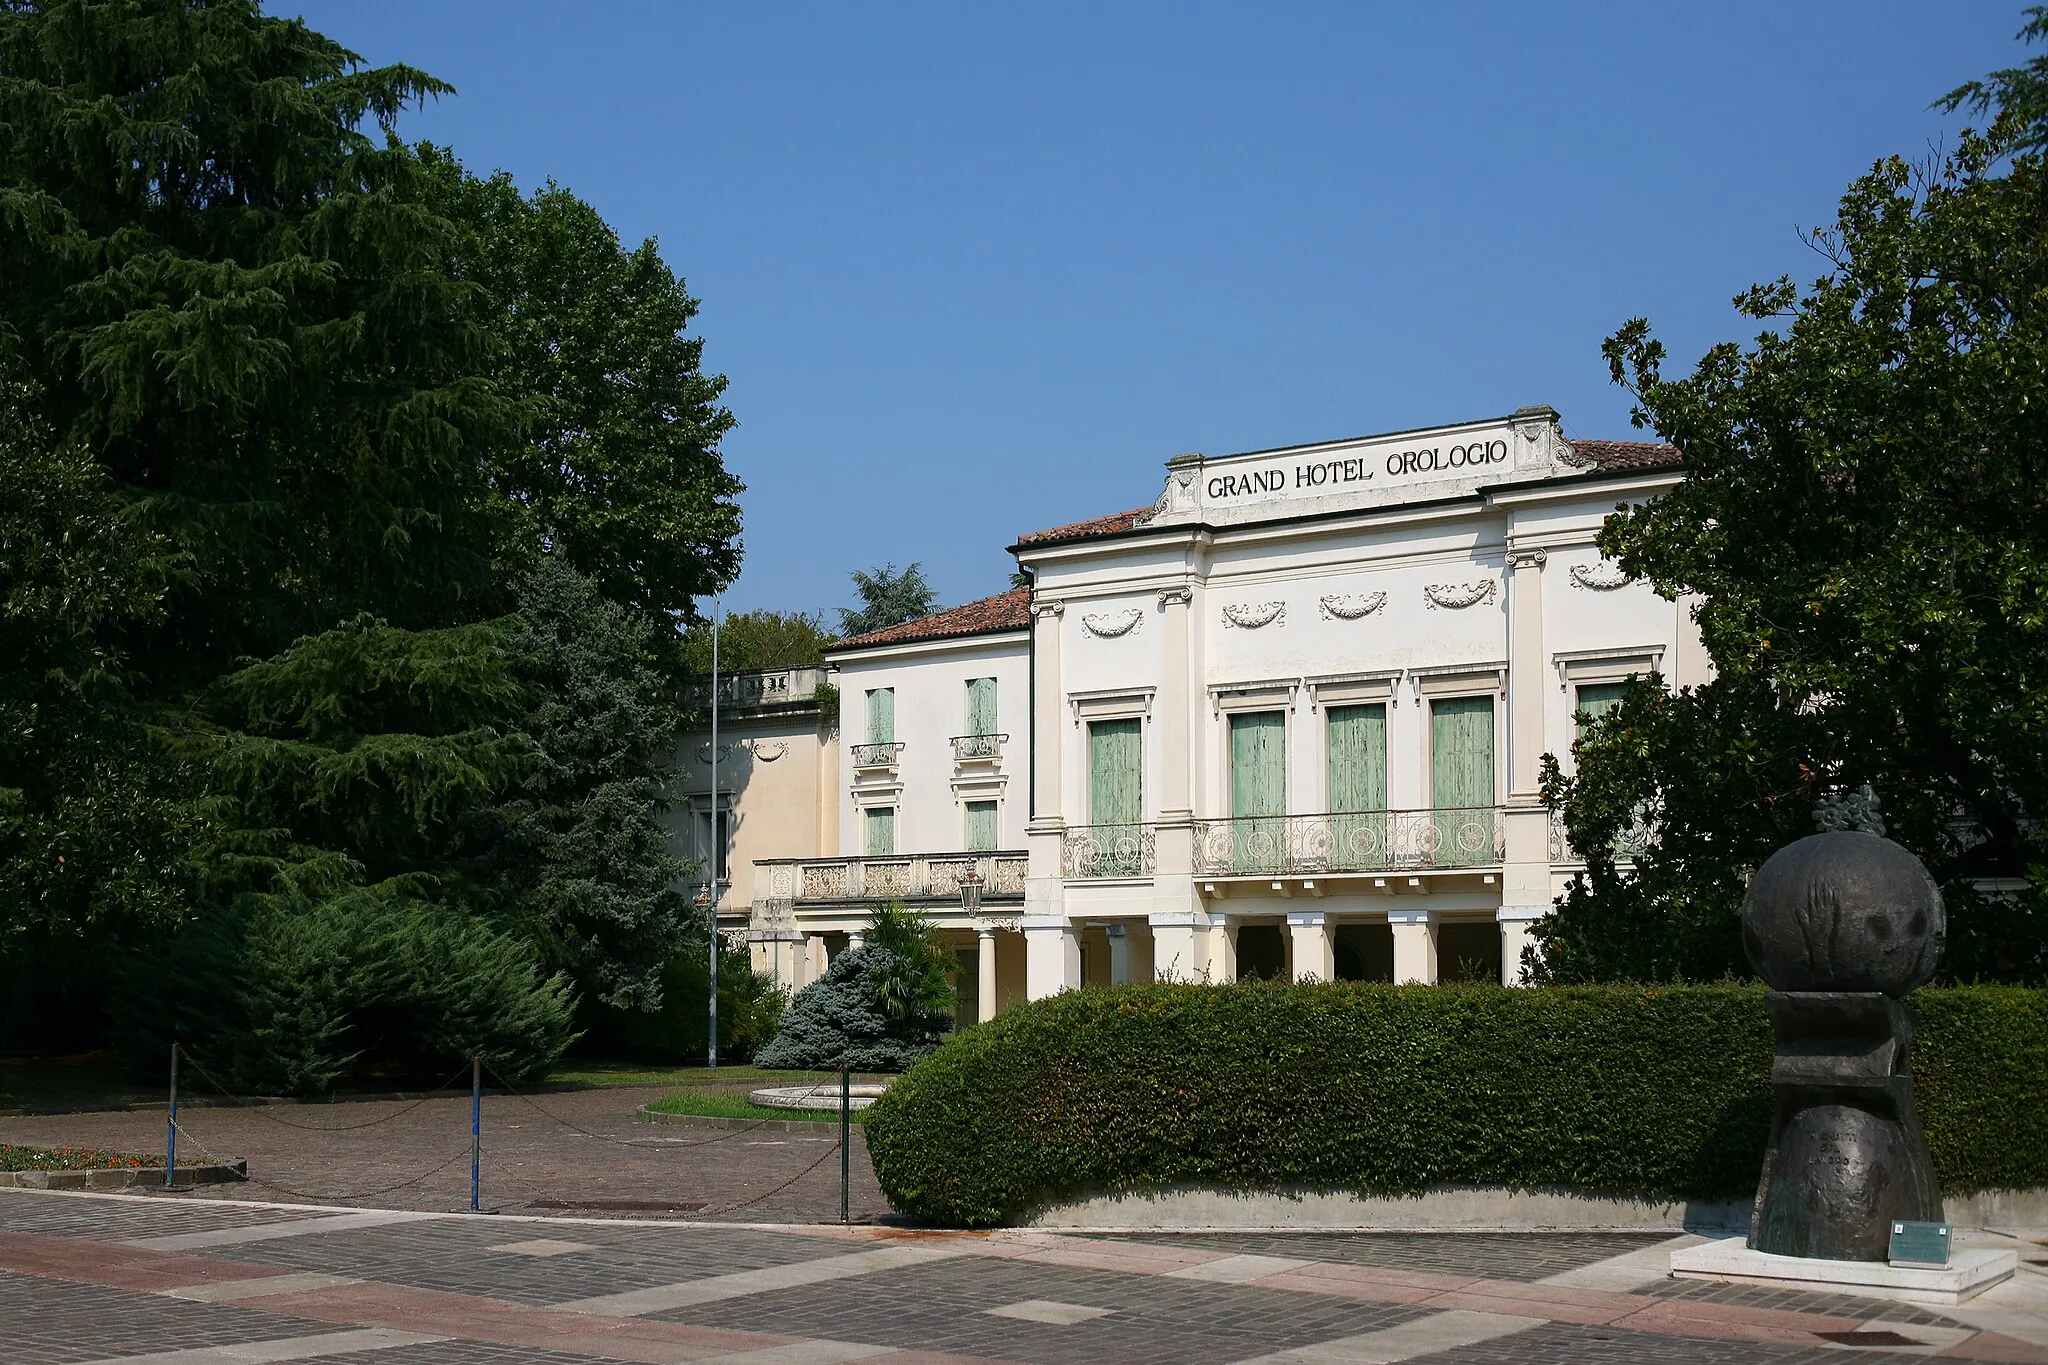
[1205,439,1511,501]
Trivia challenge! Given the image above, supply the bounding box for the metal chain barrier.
[479,1059,782,1150]
[180,1052,474,1132]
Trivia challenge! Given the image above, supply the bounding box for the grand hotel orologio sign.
[1152,409,1576,527]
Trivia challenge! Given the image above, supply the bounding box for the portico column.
[805,934,827,983]
[848,929,865,950]
[1024,920,1079,999]
[1389,909,1438,985]
[1208,914,1238,983]
[978,926,998,1021]
[1288,911,1334,982]
[1496,906,1544,987]
[1105,923,1132,984]
[1501,545,1553,944]
[1147,911,1210,982]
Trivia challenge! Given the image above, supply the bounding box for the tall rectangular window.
[1088,719,1142,826]
[865,687,895,744]
[965,677,997,736]
[1229,711,1286,873]
[965,800,999,852]
[1575,681,1630,737]
[1326,703,1388,870]
[864,806,896,857]
[1430,695,1495,866]
[699,806,731,882]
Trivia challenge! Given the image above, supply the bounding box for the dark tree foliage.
[421,151,741,625]
[0,2,741,1076]
[1537,29,2048,984]
[836,563,939,637]
[480,556,692,1011]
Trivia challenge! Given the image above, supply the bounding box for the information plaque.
[1888,1220,1952,1266]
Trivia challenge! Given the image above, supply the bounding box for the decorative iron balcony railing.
[950,732,1007,761]
[1061,822,1158,879]
[849,741,905,768]
[1191,807,1506,877]
[755,852,1027,912]
[1547,810,1654,865]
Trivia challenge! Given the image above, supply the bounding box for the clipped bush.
[757,946,950,1073]
[863,982,2048,1228]
[110,891,578,1096]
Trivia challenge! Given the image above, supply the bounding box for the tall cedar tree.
[0,2,743,1064]
[1537,21,2048,984]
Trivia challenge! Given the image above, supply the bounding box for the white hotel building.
[740,406,1702,1018]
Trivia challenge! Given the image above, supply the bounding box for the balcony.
[755,852,1027,913]
[685,666,828,711]
[1191,807,1506,877]
[950,732,1007,762]
[1548,810,1654,866]
[849,741,905,770]
[1061,823,1158,879]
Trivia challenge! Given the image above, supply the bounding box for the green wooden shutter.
[1229,711,1287,873]
[864,806,896,856]
[1575,681,1630,737]
[1088,718,1143,874]
[966,677,997,736]
[866,688,894,744]
[965,800,998,852]
[1326,703,1388,871]
[1430,696,1495,866]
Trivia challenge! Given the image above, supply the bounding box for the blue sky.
[291,2,2022,619]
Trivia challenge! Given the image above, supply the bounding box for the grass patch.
[545,1060,839,1089]
[0,1143,156,1172]
[645,1087,865,1125]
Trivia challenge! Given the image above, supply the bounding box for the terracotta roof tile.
[829,587,1033,651]
[1013,507,1154,547]
[1569,439,1682,471]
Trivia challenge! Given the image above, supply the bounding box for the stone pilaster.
[1025,600,1068,925]
[1022,917,1079,999]
[1148,911,1211,982]
[1502,546,1553,923]
[977,926,998,1021]
[1389,908,1437,984]
[1496,904,1546,986]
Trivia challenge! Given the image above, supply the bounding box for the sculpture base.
[1670,1237,2015,1306]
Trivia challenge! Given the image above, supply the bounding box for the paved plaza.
[0,1087,891,1224]
[5,1187,2046,1364]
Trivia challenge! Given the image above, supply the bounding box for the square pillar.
[1388,909,1438,985]
[1147,911,1211,982]
[977,927,999,1021]
[1022,916,1079,999]
[1497,905,1546,987]
[1105,923,1133,984]
[1287,911,1334,983]
[804,934,828,985]
[1208,914,1238,983]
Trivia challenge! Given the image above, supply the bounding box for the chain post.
[165,1042,179,1189]
[470,1056,481,1212]
[839,1066,851,1224]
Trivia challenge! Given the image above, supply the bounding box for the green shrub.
[110,892,578,1096]
[863,982,2048,1228]
[757,947,951,1072]
[605,935,787,1063]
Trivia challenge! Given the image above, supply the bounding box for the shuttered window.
[1088,718,1144,876]
[1089,719,1142,827]
[1430,696,1495,867]
[966,677,997,736]
[865,688,895,744]
[1229,711,1287,873]
[1326,703,1388,870]
[1575,681,1630,736]
[864,806,896,856]
[965,800,999,852]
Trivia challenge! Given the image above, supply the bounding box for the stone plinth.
[1670,1236,2016,1306]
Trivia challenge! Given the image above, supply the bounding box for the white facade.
[753,406,1703,1014]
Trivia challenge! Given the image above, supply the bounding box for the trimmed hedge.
[863,982,2048,1228]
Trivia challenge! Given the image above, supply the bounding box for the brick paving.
[2,1188,2043,1363]
[0,1085,890,1223]
[1103,1230,1672,1282]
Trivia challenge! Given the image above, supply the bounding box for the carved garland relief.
[1568,562,1633,591]
[1220,601,1285,629]
[1318,592,1386,620]
[1081,608,1144,638]
[1422,580,1499,610]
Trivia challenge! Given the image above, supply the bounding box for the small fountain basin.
[750,1083,889,1112]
